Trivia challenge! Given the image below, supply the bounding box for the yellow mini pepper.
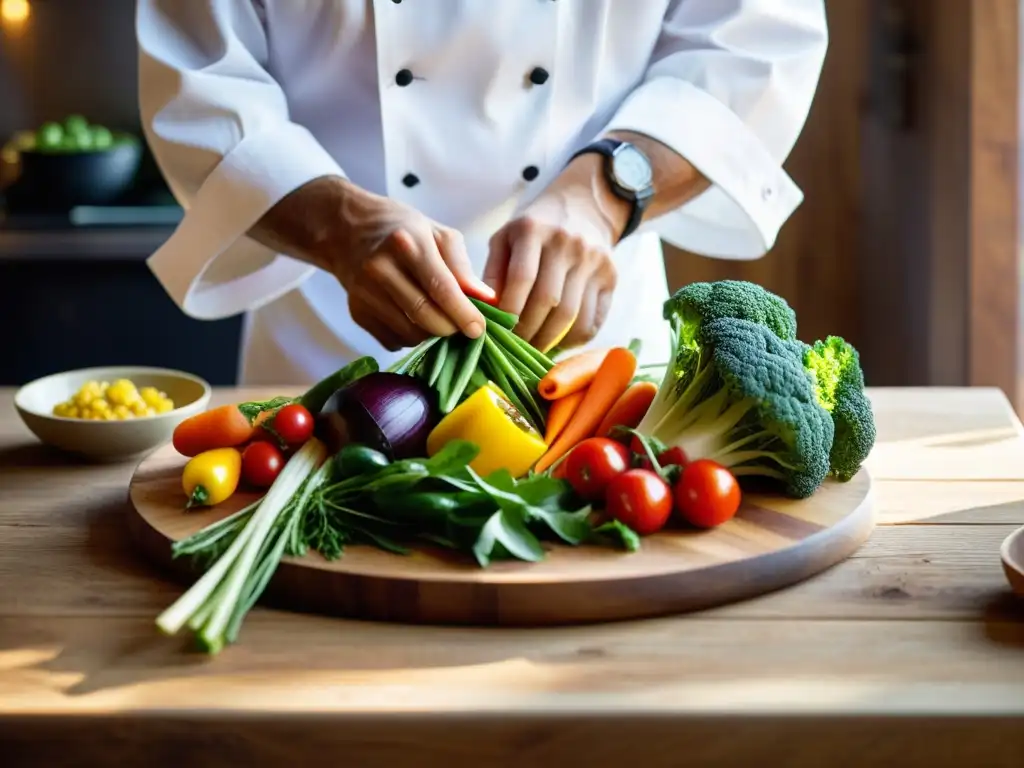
[181,447,242,509]
[426,385,548,479]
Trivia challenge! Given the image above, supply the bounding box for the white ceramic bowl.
[14,366,211,462]
[1001,525,1024,598]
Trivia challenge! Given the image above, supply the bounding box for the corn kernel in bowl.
[52,378,175,420]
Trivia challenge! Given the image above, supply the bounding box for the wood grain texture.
[127,444,875,626]
[3,385,1024,765]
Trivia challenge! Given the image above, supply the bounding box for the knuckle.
[535,290,560,309]
[511,216,538,238]
[384,228,416,257]
[407,292,429,319]
[566,233,589,253]
[361,255,388,281]
[506,261,535,285]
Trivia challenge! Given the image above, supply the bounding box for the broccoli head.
[636,316,834,499]
[666,279,798,357]
[803,336,877,481]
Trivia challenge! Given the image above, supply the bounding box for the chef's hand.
[325,182,492,351]
[484,154,628,353]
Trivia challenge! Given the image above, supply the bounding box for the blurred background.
[0,1,1021,411]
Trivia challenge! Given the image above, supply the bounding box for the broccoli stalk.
[637,317,834,499]
[643,280,803,436]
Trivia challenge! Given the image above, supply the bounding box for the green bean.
[486,322,550,377]
[427,337,449,387]
[482,335,544,430]
[481,345,537,432]
[443,331,486,412]
[469,297,518,330]
[434,338,463,409]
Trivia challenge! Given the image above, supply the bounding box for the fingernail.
[466,321,484,338]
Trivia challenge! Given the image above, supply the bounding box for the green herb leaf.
[472,507,545,566]
[592,520,642,552]
[468,467,591,546]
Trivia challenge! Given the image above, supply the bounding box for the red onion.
[316,373,438,459]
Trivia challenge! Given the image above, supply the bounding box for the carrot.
[537,348,611,400]
[595,381,658,438]
[172,397,292,457]
[533,347,637,474]
[544,388,587,444]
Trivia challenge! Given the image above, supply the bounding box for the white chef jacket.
[137,0,827,386]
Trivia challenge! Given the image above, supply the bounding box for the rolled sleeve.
[138,0,345,320]
[601,0,828,259]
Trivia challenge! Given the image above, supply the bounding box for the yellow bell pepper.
[426,384,548,479]
[182,447,242,509]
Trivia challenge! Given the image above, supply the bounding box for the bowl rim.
[15,365,212,423]
[1000,524,1024,574]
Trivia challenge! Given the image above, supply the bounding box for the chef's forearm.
[247,174,359,272]
[552,130,711,243]
[607,130,711,217]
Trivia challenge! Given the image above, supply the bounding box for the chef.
[137,0,827,386]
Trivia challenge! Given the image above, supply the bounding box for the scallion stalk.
[155,438,328,653]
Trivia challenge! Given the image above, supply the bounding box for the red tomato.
[658,446,689,468]
[674,459,741,528]
[630,435,687,471]
[241,441,284,488]
[564,437,631,501]
[604,469,673,536]
[272,403,314,446]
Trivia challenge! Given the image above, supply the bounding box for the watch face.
[611,144,653,193]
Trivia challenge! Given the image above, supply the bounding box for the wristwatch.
[568,138,654,241]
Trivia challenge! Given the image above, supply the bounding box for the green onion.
[469,297,518,330]
[443,331,486,412]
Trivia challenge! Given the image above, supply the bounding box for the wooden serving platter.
[128,443,876,626]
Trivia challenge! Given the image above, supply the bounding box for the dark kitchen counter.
[0,225,174,261]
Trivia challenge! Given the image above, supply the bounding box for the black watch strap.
[568,138,651,241]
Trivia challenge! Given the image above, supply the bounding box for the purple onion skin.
[316,373,438,460]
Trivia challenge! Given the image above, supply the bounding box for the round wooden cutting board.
[128,443,875,626]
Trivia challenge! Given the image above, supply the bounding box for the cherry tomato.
[604,469,673,536]
[630,435,687,470]
[658,446,689,468]
[564,437,631,501]
[674,459,742,528]
[272,403,314,446]
[241,440,284,488]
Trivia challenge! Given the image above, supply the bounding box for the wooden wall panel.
[662,0,870,353]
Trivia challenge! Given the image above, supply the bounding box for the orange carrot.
[544,388,587,444]
[172,397,289,457]
[537,348,610,400]
[595,381,658,438]
[533,347,637,473]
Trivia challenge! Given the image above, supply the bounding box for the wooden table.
[2,386,1023,767]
